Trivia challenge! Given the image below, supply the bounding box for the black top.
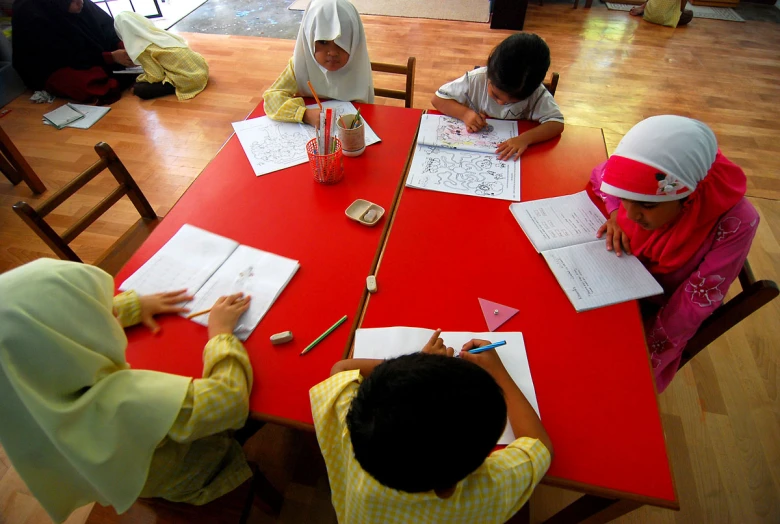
[12,0,121,89]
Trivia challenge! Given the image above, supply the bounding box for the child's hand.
[459,340,509,381]
[208,293,251,339]
[303,108,321,127]
[464,110,487,133]
[596,210,631,256]
[496,136,530,161]
[421,328,454,357]
[138,290,193,334]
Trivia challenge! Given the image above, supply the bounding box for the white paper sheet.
[509,191,606,252]
[43,104,111,130]
[353,327,539,445]
[233,100,381,177]
[417,114,517,154]
[184,245,300,341]
[405,144,521,201]
[542,241,664,311]
[119,224,238,296]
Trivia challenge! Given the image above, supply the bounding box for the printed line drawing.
[434,116,502,151]
[411,146,514,198]
[249,127,310,167]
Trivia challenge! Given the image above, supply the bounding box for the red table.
[116,102,422,429]
[360,124,678,521]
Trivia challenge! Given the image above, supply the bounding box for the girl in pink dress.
[590,115,759,392]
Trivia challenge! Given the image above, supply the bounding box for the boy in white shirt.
[432,33,564,161]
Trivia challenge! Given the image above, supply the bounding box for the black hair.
[487,33,551,101]
[346,353,507,493]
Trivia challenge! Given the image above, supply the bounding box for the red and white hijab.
[601,115,746,274]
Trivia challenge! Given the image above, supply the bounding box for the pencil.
[467,340,507,354]
[301,314,348,355]
[187,308,211,320]
[350,107,362,129]
[307,81,323,111]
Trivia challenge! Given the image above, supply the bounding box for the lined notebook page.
[353,327,538,444]
[509,190,606,252]
[119,224,238,296]
[542,241,663,312]
[185,244,300,341]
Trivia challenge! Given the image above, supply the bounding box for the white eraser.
[270,331,294,345]
[366,275,377,293]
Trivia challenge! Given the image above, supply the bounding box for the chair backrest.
[13,142,158,274]
[678,260,779,369]
[471,66,560,98]
[371,57,416,108]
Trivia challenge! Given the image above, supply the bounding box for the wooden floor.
[1,4,779,523]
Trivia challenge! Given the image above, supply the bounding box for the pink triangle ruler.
[479,298,519,332]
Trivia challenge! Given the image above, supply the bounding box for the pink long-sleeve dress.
[590,162,759,392]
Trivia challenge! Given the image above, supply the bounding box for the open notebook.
[119,225,299,340]
[509,191,663,311]
[405,114,521,201]
[233,100,381,177]
[353,327,538,445]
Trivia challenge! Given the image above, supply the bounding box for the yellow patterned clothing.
[310,370,552,524]
[263,58,307,123]
[112,293,253,504]
[135,43,209,100]
[644,0,682,27]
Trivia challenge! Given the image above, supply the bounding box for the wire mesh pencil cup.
[306,138,344,185]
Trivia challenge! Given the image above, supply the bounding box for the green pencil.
[300,315,348,355]
[350,108,362,129]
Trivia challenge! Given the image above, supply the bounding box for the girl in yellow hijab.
[0,259,254,523]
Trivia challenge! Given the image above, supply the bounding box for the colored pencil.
[350,107,362,129]
[187,308,211,320]
[301,315,348,355]
[467,340,507,354]
[307,81,323,110]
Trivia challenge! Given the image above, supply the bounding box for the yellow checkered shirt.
[136,44,209,100]
[113,291,253,504]
[262,58,307,123]
[310,370,551,523]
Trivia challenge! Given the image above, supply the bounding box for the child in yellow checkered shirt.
[263,0,374,127]
[310,329,553,524]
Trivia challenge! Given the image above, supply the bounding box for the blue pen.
[467,340,507,354]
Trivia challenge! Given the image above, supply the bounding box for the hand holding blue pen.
[467,340,506,354]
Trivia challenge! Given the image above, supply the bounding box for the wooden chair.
[371,57,416,108]
[0,125,46,194]
[13,142,159,276]
[85,462,283,524]
[678,260,779,370]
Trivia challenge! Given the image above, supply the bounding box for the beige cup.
[337,114,366,157]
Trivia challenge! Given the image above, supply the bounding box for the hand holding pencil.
[191,292,251,339]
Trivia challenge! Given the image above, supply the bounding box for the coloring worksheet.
[417,114,517,153]
[406,114,521,201]
[232,101,381,177]
[406,144,521,201]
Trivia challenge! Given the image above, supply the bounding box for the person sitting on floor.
[113,11,209,100]
[591,115,759,392]
[630,0,693,28]
[0,259,258,523]
[11,0,135,104]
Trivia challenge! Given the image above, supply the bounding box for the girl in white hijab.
[0,259,255,522]
[113,11,209,100]
[263,0,374,126]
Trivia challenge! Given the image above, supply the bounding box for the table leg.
[542,496,643,524]
[490,0,529,30]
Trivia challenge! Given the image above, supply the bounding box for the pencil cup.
[337,115,366,157]
[306,138,344,184]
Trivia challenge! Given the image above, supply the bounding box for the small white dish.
[345,199,385,226]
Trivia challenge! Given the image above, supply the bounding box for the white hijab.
[113,11,188,63]
[0,259,191,523]
[293,0,374,102]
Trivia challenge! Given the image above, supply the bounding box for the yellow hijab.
[0,259,191,523]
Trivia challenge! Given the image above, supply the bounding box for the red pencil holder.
[306,138,344,185]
